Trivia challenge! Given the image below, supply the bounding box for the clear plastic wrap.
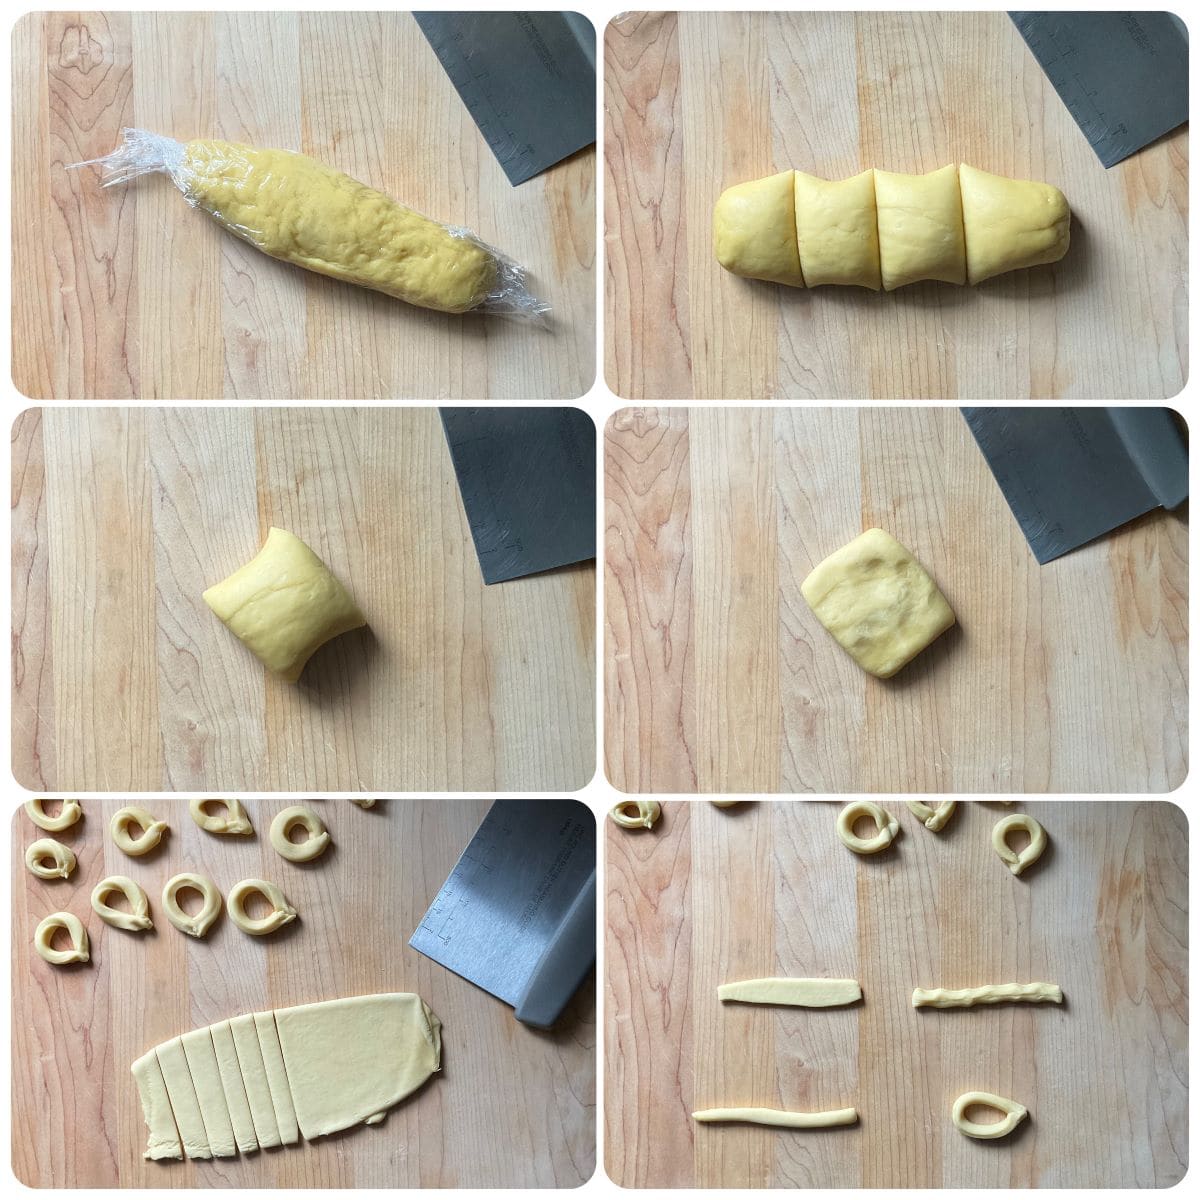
[71,128,549,322]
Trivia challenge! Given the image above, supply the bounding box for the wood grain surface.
[12,798,596,1188]
[604,11,1188,400]
[12,407,595,792]
[604,799,1188,1188]
[604,407,1188,793]
[12,11,595,400]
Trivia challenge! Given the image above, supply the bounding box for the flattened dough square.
[793,169,881,289]
[801,528,955,678]
[203,526,367,683]
[874,164,966,289]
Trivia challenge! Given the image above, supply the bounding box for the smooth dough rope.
[163,873,223,938]
[226,879,298,936]
[24,798,83,832]
[269,806,331,863]
[92,875,153,932]
[610,800,661,830]
[112,806,169,856]
[693,1107,858,1129]
[912,982,1063,1009]
[952,1091,1028,1139]
[34,911,90,965]
[25,838,77,880]
[189,799,254,836]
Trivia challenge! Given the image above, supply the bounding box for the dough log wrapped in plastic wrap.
[72,129,548,319]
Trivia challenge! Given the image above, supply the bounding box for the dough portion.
[254,1011,300,1146]
[952,1091,1028,1139]
[131,1050,183,1161]
[203,527,366,683]
[609,800,661,830]
[155,1037,213,1160]
[793,169,881,289]
[959,163,1070,284]
[228,1014,282,1149]
[274,993,442,1139]
[693,1106,858,1128]
[992,813,1048,876]
[713,170,805,286]
[874,164,966,289]
[180,1029,238,1158]
[718,978,861,1006]
[208,1021,259,1154]
[912,982,1063,1008]
[25,838,76,880]
[801,528,955,679]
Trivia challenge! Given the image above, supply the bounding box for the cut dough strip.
[693,1106,858,1129]
[912,982,1063,1009]
[228,1014,282,1150]
[131,1050,183,1160]
[254,1011,301,1145]
[155,1037,213,1160]
[718,978,862,1007]
[209,1020,259,1154]
[180,1029,238,1158]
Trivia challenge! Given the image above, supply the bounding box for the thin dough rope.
[163,873,222,938]
[693,1106,858,1128]
[836,802,899,854]
[34,911,90,965]
[610,800,661,830]
[25,798,83,832]
[227,879,298,936]
[92,875,153,931]
[992,813,1048,876]
[25,838,77,880]
[912,982,1063,1009]
[111,806,169,856]
[189,798,254,836]
[269,806,331,863]
[951,1091,1028,1139]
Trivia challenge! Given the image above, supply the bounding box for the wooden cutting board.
[12,798,595,1188]
[12,407,595,792]
[12,10,595,401]
[605,800,1187,1188]
[604,11,1187,400]
[604,407,1187,793]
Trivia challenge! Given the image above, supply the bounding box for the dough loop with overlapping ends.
[836,802,900,855]
[92,875,154,931]
[227,879,298,936]
[269,805,331,863]
[992,813,1048,876]
[25,838,77,880]
[34,911,90,965]
[163,873,223,938]
[24,798,83,832]
[952,1091,1028,1139]
[111,806,169,856]
[610,800,661,830]
[189,798,254,836]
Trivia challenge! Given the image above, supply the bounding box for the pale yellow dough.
[163,873,222,938]
[713,163,1069,288]
[801,528,955,679]
[24,798,82,832]
[204,527,366,683]
[155,1037,213,1160]
[228,1014,283,1149]
[610,800,661,830]
[91,875,153,931]
[131,1050,183,1160]
[25,838,76,880]
[189,798,253,836]
[254,1011,300,1145]
[227,879,298,936]
[111,805,169,856]
[836,801,899,855]
[693,1106,858,1128]
[34,911,90,965]
[180,1028,238,1158]
[952,1091,1028,1139]
[912,982,1063,1009]
[992,813,1048,876]
[182,140,499,313]
[906,799,957,832]
[718,978,861,1007]
[269,805,331,862]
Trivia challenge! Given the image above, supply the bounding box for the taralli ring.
[111,806,169,857]
[992,813,1048,876]
[34,911,90,965]
[836,802,900,854]
[269,806,331,863]
[610,800,661,830]
[91,876,153,932]
[906,799,957,832]
[25,838,77,880]
[162,873,222,938]
[951,1091,1029,1139]
[24,798,82,832]
[226,879,298,936]
[189,798,254,836]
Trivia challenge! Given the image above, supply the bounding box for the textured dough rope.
[714,163,1070,290]
[72,129,548,319]
[912,982,1063,1009]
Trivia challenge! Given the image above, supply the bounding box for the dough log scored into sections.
[714,163,1070,289]
[132,993,442,1161]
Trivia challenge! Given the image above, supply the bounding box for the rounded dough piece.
[836,802,900,855]
[189,798,254,836]
[713,170,805,286]
[34,911,90,965]
[111,806,169,856]
[162,873,222,938]
[24,798,83,832]
[25,838,77,880]
[269,806,331,863]
[952,1091,1028,1139]
[992,813,1047,876]
[610,800,661,830]
[874,164,967,289]
[91,875,153,932]
[793,168,881,289]
[227,879,298,936]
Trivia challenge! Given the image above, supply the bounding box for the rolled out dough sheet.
[208,1020,259,1154]
[274,992,443,1139]
[254,1011,300,1145]
[229,1013,282,1149]
[155,1037,213,1160]
[718,978,862,1007]
[131,1050,183,1161]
